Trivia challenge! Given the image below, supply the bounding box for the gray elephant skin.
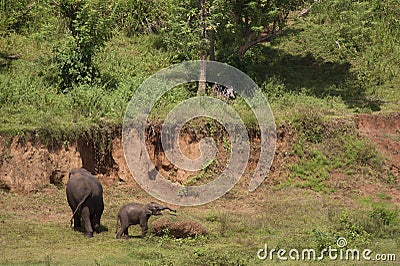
[116,202,176,239]
[66,168,104,238]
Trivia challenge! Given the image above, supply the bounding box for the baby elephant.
[116,202,176,239]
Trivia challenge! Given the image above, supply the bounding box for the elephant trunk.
[159,206,176,213]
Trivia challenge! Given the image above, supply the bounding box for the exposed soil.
[0,112,398,206]
[355,112,400,205]
[356,112,400,177]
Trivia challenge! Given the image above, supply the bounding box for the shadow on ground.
[241,45,382,110]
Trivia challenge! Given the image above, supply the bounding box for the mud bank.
[0,113,398,193]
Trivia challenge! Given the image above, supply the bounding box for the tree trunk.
[198,0,207,96]
[209,28,215,61]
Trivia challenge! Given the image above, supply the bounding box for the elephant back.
[66,168,103,203]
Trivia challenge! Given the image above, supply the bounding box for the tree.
[52,0,115,91]
[113,0,173,36]
[215,0,303,58]
[164,0,303,62]
[161,0,303,95]
[0,0,45,36]
[198,0,207,95]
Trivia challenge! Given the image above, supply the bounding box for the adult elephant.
[66,168,104,238]
[116,202,176,239]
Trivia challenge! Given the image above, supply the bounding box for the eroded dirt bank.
[0,113,399,197]
[356,112,400,177]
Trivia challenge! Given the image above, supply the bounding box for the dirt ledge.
[0,113,398,196]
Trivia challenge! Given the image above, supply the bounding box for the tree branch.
[51,0,61,7]
[238,25,280,57]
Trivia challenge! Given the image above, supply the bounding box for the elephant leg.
[94,216,100,232]
[93,203,103,232]
[81,206,93,238]
[90,216,98,233]
[92,218,100,233]
[140,221,148,238]
[124,227,131,239]
[91,213,101,233]
[116,225,129,239]
[98,201,104,224]
[73,212,81,231]
[116,228,123,239]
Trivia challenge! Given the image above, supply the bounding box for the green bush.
[292,108,326,143]
[370,206,398,226]
[54,0,115,91]
[113,0,173,36]
[329,135,383,173]
[0,0,49,36]
[291,149,330,192]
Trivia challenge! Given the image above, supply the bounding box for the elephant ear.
[145,209,153,217]
[148,203,162,216]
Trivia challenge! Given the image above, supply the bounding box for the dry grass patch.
[151,217,208,238]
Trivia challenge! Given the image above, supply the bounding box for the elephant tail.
[70,190,93,227]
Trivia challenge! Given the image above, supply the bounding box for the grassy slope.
[0,34,172,138]
[1,2,399,136]
[1,1,400,265]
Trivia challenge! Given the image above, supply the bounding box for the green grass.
[0,33,172,139]
[0,2,399,264]
[0,187,399,265]
[1,0,400,139]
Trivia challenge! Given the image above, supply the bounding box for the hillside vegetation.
[0,0,399,137]
[0,0,399,265]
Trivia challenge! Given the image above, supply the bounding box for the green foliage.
[292,108,326,143]
[0,0,399,142]
[53,0,116,91]
[312,201,400,253]
[113,0,173,36]
[305,0,400,105]
[360,200,400,238]
[149,83,196,121]
[0,32,173,139]
[212,0,303,59]
[285,109,391,193]
[291,149,330,192]
[261,77,287,100]
[312,211,373,251]
[0,0,46,36]
[155,1,202,61]
[158,0,304,63]
[332,136,383,169]
[338,211,371,245]
[370,206,398,226]
[311,229,337,252]
[321,131,390,184]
